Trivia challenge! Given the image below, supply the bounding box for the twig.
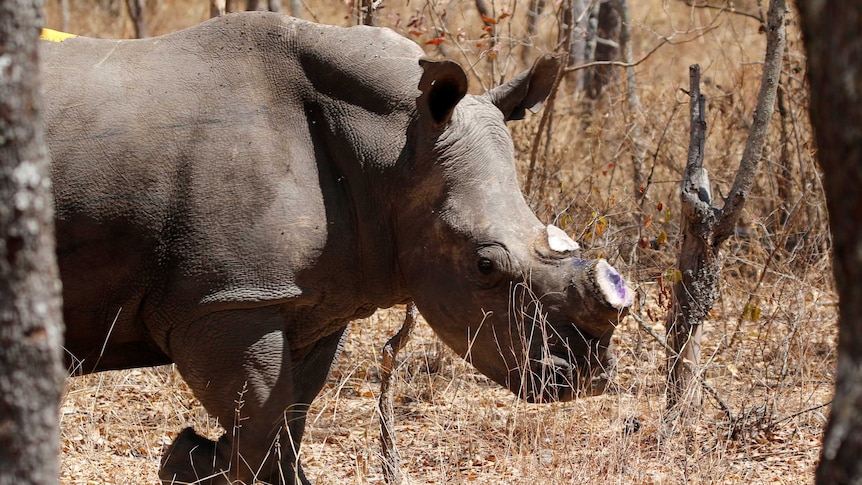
[564,38,667,72]
[422,0,489,91]
[379,304,418,484]
[642,102,682,203]
[563,18,722,75]
[728,191,804,348]
[773,399,833,426]
[682,0,765,23]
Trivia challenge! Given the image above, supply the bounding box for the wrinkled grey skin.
[41,12,632,485]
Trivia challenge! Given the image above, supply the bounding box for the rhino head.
[396,55,633,402]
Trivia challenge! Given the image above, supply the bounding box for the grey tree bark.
[359,0,377,26]
[797,2,862,483]
[125,0,147,38]
[0,1,66,484]
[212,0,284,17]
[665,0,785,411]
[560,0,589,89]
[611,0,646,217]
[585,0,619,100]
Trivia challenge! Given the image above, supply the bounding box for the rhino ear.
[487,54,563,121]
[417,58,469,126]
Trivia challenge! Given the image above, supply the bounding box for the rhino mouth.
[522,329,615,403]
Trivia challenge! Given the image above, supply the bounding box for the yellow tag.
[40,28,77,43]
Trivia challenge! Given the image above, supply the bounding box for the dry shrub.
[53,1,834,483]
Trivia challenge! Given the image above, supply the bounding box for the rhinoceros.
[40,11,633,485]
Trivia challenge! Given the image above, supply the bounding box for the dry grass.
[51,0,835,484]
[61,295,834,484]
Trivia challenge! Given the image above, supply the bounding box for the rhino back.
[42,13,420,370]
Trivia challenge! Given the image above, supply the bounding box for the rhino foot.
[160,427,231,485]
[160,427,309,485]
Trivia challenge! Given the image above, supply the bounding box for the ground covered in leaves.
[61,280,835,484]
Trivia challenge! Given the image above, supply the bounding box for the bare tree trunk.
[666,0,786,411]
[225,0,242,13]
[59,0,70,32]
[125,0,148,38]
[561,0,588,90]
[585,0,620,100]
[211,0,226,17]
[287,0,301,17]
[246,0,282,12]
[0,1,66,484]
[774,81,792,228]
[214,0,283,17]
[797,2,862,483]
[359,0,376,26]
[612,0,646,207]
[666,66,714,410]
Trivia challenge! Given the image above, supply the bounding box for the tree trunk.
[0,1,66,484]
[585,0,620,100]
[561,0,589,90]
[359,0,376,26]
[287,0,301,18]
[125,0,148,38]
[665,0,785,411]
[611,0,646,210]
[774,82,792,228]
[666,65,716,410]
[797,3,862,483]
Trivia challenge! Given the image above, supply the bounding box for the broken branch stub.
[379,303,418,484]
[665,64,720,411]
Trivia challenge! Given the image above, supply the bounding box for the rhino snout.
[525,338,616,403]
[520,258,631,403]
[592,259,634,311]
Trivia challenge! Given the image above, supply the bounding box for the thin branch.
[682,0,765,23]
[714,0,786,242]
[563,19,722,74]
[642,102,682,203]
[564,38,667,72]
[525,54,567,197]
[728,191,805,348]
[422,0,490,92]
[773,399,833,426]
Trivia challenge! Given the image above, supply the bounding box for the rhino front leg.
[278,325,350,485]
[157,307,346,485]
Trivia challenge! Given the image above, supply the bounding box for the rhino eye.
[477,257,495,275]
